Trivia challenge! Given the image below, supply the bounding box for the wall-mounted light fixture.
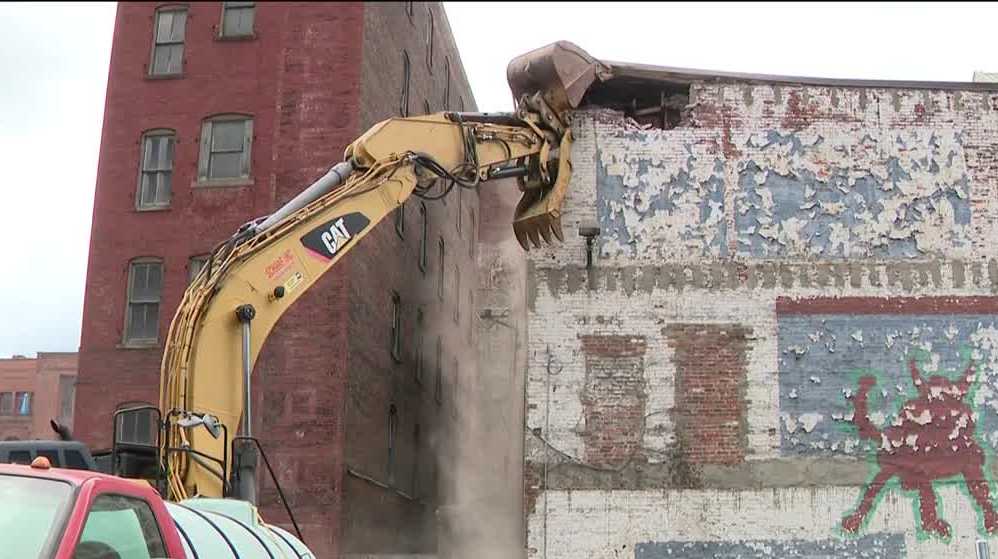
[578,223,600,270]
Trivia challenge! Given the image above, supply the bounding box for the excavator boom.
[147,41,603,503]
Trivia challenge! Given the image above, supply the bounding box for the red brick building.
[0,353,77,441]
[77,3,477,556]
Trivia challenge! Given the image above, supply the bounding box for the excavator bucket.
[506,41,607,250]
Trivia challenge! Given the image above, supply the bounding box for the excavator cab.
[110,405,162,482]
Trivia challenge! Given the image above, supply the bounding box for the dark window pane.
[7,450,31,464]
[36,450,59,464]
[64,451,88,470]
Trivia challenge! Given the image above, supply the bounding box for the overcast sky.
[1,2,996,358]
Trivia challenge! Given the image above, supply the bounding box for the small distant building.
[0,353,78,441]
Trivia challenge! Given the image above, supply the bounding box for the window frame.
[400,50,411,118]
[136,129,176,211]
[114,401,158,446]
[188,254,210,285]
[391,291,402,363]
[419,203,428,273]
[74,493,168,559]
[415,308,424,385]
[218,1,256,40]
[14,392,32,416]
[122,258,163,347]
[0,392,13,416]
[437,237,445,301]
[387,404,398,484]
[443,57,451,108]
[453,265,460,324]
[435,337,443,405]
[196,114,254,187]
[425,6,434,72]
[148,6,188,78]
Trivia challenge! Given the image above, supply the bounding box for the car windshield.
[0,474,73,559]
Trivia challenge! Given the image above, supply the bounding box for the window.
[136,130,174,210]
[220,1,255,38]
[15,392,31,416]
[197,115,253,183]
[423,99,431,116]
[115,403,156,445]
[468,290,474,343]
[400,51,411,117]
[425,7,434,71]
[124,259,162,345]
[188,254,209,284]
[412,423,421,496]
[469,209,476,259]
[438,238,445,301]
[454,266,460,323]
[419,203,428,273]
[64,450,88,470]
[415,309,424,384]
[391,292,402,363]
[395,201,405,239]
[443,57,451,108]
[150,7,187,76]
[74,494,167,559]
[0,393,12,415]
[435,337,443,405]
[387,404,398,484]
[58,375,75,425]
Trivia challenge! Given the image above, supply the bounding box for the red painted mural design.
[842,360,998,537]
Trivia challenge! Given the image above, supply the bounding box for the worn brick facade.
[523,64,998,557]
[0,353,77,440]
[76,3,475,557]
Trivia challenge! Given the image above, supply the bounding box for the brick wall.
[76,3,475,557]
[523,79,998,558]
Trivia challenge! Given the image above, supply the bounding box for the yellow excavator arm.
[153,41,603,503]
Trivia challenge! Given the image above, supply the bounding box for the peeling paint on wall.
[737,129,972,259]
[635,533,906,559]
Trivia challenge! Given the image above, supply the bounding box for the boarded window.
[150,7,186,76]
[198,116,253,182]
[391,292,402,362]
[0,393,12,415]
[400,51,411,117]
[221,1,255,38]
[137,130,174,209]
[124,260,162,344]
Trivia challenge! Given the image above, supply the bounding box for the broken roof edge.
[601,58,998,93]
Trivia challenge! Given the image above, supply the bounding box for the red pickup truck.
[1,458,312,558]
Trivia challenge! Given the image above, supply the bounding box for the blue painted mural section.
[596,137,727,258]
[635,532,906,558]
[735,130,971,259]
[778,313,998,456]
